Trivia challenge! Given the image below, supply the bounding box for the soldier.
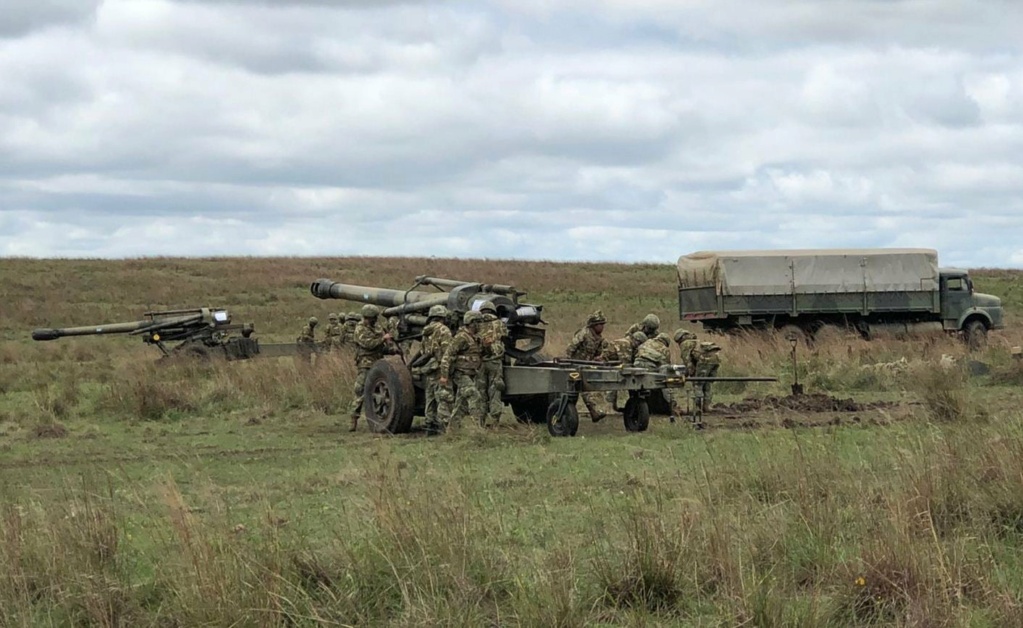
[602,330,647,410]
[296,316,318,361]
[673,328,699,376]
[633,332,678,420]
[694,341,722,412]
[412,305,454,434]
[626,313,660,340]
[325,313,342,350]
[566,310,610,422]
[439,310,485,429]
[342,312,359,346]
[477,301,508,425]
[348,304,395,432]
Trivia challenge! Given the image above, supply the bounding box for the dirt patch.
[715,393,895,414]
[32,422,69,439]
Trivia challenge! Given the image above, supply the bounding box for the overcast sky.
[1,0,1021,266]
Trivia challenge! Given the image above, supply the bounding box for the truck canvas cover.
[677,249,940,296]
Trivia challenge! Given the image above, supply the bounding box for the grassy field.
[1,257,1022,626]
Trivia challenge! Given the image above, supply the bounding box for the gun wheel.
[623,397,650,432]
[546,398,579,437]
[364,357,416,434]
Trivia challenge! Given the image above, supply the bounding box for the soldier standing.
[694,342,722,412]
[602,331,647,410]
[325,313,342,350]
[477,301,508,425]
[414,305,454,434]
[626,313,660,340]
[439,311,485,429]
[296,316,318,361]
[566,310,610,422]
[348,305,394,432]
[342,312,359,346]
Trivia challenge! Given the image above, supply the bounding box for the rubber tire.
[363,357,416,434]
[964,320,988,351]
[623,397,650,433]
[546,399,579,437]
[511,394,552,424]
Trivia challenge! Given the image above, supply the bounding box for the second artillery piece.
[32,307,300,361]
[311,275,775,436]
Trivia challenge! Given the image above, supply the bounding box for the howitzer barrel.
[310,279,450,309]
[31,312,204,342]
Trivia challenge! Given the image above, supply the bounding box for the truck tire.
[363,357,416,434]
[964,320,988,351]
[623,397,650,432]
[546,398,579,437]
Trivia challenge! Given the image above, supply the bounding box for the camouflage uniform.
[296,317,318,361]
[477,303,508,425]
[694,342,721,411]
[440,311,485,429]
[566,310,610,421]
[415,306,454,432]
[342,313,359,346]
[634,333,675,417]
[603,331,647,410]
[348,306,393,431]
[626,313,660,340]
[325,314,343,350]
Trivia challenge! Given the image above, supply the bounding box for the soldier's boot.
[348,415,359,432]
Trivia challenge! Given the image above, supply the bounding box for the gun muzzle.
[31,329,61,342]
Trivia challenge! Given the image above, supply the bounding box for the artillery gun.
[32,307,297,361]
[312,275,776,437]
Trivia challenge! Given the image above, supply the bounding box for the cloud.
[0,0,101,38]
[0,0,1021,266]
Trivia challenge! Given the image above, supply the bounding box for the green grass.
[1,257,1022,626]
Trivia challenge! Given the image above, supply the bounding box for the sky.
[1,0,1021,267]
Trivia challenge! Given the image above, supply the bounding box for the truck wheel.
[363,357,416,434]
[546,398,579,437]
[964,320,988,351]
[623,397,650,433]
[511,394,552,424]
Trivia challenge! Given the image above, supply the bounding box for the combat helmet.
[642,314,660,333]
[308,316,318,325]
[361,304,380,319]
[328,312,339,322]
[463,310,482,326]
[655,332,671,346]
[672,328,696,343]
[428,304,449,320]
[630,331,648,345]
[586,310,607,327]
[699,341,721,353]
[479,301,497,314]
[345,312,359,322]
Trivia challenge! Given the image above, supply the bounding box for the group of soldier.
[299,305,721,433]
[296,312,360,352]
[565,311,722,424]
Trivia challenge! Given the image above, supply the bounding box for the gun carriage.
[311,276,775,436]
[32,307,300,360]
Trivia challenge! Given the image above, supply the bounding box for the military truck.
[677,249,1004,348]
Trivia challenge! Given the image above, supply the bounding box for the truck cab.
[939,268,1004,347]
